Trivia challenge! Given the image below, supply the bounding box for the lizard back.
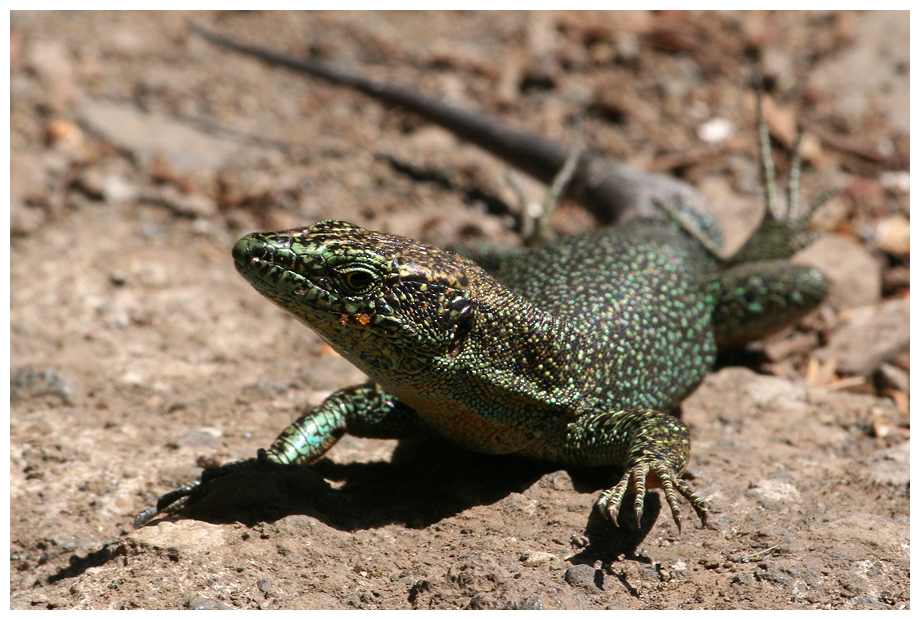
[496,219,718,416]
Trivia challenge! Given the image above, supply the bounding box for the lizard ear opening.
[447,300,474,356]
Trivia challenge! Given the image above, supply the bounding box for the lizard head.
[232,220,477,374]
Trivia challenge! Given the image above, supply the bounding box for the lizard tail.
[191,23,715,233]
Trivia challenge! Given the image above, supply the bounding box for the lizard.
[135,26,830,532]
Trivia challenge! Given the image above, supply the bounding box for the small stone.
[46,118,84,150]
[697,118,734,144]
[542,470,573,491]
[241,378,290,400]
[760,46,795,91]
[564,564,598,590]
[466,594,497,610]
[748,479,802,508]
[27,39,75,106]
[147,186,217,219]
[77,100,239,171]
[27,39,72,83]
[74,169,106,200]
[182,596,233,610]
[10,366,76,405]
[867,406,900,439]
[873,214,910,258]
[129,520,229,559]
[851,595,892,610]
[614,32,640,63]
[103,174,139,204]
[119,371,146,386]
[731,572,755,586]
[863,441,909,487]
[763,330,819,362]
[795,234,882,311]
[814,298,909,376]
[878,363,909,391]
[520,551,556,567]
[176,428,222,449]
[191,217,217,235]
[878,171,909,194]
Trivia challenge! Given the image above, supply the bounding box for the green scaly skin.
[134,30,829,532]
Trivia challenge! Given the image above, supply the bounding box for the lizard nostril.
[231,238,248,262]
[232,237,263,265]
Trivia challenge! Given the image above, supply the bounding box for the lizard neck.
[471,277,585,377]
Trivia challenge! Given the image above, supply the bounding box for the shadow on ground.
[142,439,659,559]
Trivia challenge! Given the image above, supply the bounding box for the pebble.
[814,298,909,376]
[143,186,217,219]
[760,46,795,91]
[795,234,882,311]
[10,366,76,405]
[77,100,239,171]
[697,118,734,144]
[181,596,233,610]
[877,363,909,392]
[520,551,556,567]
[103,174,139,204]
[129,520,228,560]
[808,11,908,133]
[872,215,910,258]
[878,171,909,194]
[863,442,909,487]
[564,564,599,590]
[749,479,802,508]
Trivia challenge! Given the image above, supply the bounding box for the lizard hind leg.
[711,259,828,349]
[709,90,831,349]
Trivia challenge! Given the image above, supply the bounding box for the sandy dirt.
[10,11,909,609]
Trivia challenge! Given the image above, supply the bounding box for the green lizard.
[135,28,829,532]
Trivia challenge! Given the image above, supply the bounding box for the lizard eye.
[335,266,379,294]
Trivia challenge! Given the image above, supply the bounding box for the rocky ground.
[9,11,909,610]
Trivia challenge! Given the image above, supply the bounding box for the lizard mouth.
[232,234,328,309]
[232,232,377,324]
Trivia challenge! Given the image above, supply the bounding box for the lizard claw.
[134,457,261,528]
[596,460,708,533]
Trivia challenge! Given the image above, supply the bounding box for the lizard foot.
[134,455,262,528]
[729,89,835,264]
[597,460,708,533]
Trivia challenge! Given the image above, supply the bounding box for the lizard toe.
[596,460,707,532]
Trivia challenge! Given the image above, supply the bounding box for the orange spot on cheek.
[338,313,371,326]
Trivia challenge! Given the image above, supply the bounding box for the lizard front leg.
[555,409,708,533]
[135,384,421,527]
